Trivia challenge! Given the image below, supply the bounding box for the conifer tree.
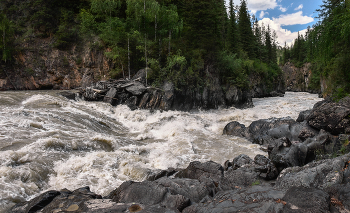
[228,0,239,54]
[238,0,255,59]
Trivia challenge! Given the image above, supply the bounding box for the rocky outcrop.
[0,36,112,91]
[78,70,254,110]
[10,153,350,213]
[282,62,311,92]
[224,97,350,171]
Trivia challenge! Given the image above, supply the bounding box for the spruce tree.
[228,0,238,54]
[238,0,255,59]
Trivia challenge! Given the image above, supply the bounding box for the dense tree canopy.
[283,0,350,99]
[0,0,281,91]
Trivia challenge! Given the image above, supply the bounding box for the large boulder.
[275,153,350,190]
[125,81,147,96]
[182,185,285,213]
[307,97,350,135]
[282,186,331,213]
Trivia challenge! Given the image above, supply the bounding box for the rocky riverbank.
[77,69,285,111]
[9,96,350,212]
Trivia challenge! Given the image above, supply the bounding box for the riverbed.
[0,91,322,212]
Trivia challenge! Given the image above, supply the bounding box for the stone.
[125,81,147,96]
[182,185,285,213]
[103,88,118,106]
[307,97,350,135]
[222,121,247,137]
[282,186,330,213]
[275,153,350,190]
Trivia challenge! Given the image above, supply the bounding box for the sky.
[225,0,324,46]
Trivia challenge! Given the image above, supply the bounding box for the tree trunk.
[169,30,171,55]
[128,36,130,79]
[155,14,157,42]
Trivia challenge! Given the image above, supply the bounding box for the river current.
[0,91,322,211]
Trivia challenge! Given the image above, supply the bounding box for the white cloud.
[258,18,308,46]
[232,0,278,13]
[259,11,268,19]
[279,6,287,12]
[294,4,303,10]
[273,11,314,26]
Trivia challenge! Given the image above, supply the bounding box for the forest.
[0,0,282,92]
[282,0,350,99]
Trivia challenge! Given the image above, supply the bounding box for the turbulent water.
[0,91,322,211]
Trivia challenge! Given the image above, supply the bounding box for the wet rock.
[83,200,179,213]
[12,187,103,213]
[269,140,308,171]
[106,180,191,211]
[254,155,279,180]
[275,153,350,190]
[175,161,224,185]
[159,81,174,110]
[103,88,118,106]
[58,91,77,101]
[282,186,330,213]
[232,154,253,169]
[222,122,247,137]
[125,81,146,96]
[146,168,178,181]
[325,183,350,211]
[182,185,285,213]
[307,96,350,135]
[155,178,212,203]
[9,190,61,213]
[296,110,312,122]
[125,96,138,110]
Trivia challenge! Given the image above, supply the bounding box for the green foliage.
[251,180,260,186]
[0,13,14,62]
[284,0,350,99]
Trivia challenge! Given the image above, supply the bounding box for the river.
[0,91,322,212]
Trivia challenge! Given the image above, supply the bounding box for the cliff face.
[281,62,322,94]
[0,36,111,91]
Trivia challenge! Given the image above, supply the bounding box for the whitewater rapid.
[0,91,322,212]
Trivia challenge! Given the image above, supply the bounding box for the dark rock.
[298,123,319,141]
[221,155,278,190]
[221,166,260,189]
[16,187,103,213]
[107,180,192,211]
[155,178,212,203]
[138,92,150,109]
[132,68,151,85]
[182,185,285,213]
[103,88,118,106]
[159,81,174,110]
[307,97,350,135]
[275,153,350,190]
[326,183,350,211]
[222,121,247,137]
[125,81,147,96]
[254,155,279,180]
[282,186,330,213]
[9,190,61,213]
[146,168,178,181]
[83,200,179,213]
[232,154,253,169]
[269,141,308,172]
[125,96,138,110]
[58,91,77,100]
[175,161,224,185]
[296,110,311,122]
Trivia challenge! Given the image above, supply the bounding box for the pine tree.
[238,0,255,59]
[228,0,239,54]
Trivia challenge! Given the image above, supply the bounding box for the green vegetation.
[282,0,350,99]
[0,0,282,90]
